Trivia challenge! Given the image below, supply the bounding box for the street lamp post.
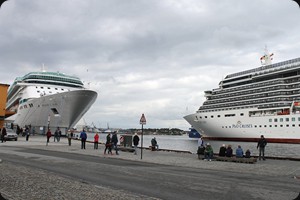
[139,113,146,160]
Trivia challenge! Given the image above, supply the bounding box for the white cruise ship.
[184,50,300,143]
[5,71,97,133]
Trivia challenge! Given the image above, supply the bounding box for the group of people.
[197,135,268,161]
[217,144,251,158]
[16,125,31,141]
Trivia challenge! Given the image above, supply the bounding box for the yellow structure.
[0,83,9,128]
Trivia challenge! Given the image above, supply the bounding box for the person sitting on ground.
[197,144,205,159]
[218,144,226,157]
[245,149,251,158]
[225,145,233,157]
[204,143,214,161]
[151,137,159,150]
[235,145,244,158]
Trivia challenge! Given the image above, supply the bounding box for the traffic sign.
[140,113,146,125]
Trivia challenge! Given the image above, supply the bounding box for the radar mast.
[260,46,274,66]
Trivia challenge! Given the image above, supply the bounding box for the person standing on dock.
[133,133,140,155]
[54,128,59,142]
[80,129,87,149]
[257,135,267,161]
[67,130,73,146]
[111,131,119,155]
[94,133,99,149]
[198,135,204,147]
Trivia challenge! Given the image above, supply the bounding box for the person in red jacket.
[94,133,99,149]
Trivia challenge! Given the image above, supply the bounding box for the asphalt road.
[0,146,299,200]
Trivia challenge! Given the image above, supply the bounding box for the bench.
[149,146,156,151]
[216,156,257,164]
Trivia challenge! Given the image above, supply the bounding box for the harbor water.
[83,133,300,159]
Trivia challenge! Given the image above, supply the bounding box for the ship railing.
[226,57,300,79]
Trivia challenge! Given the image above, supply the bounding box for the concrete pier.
[0,135,299,199]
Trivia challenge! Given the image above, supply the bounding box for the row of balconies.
[205,90,300,105]
[200,97,294,111]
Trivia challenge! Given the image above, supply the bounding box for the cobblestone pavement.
[0,161,159,200]
[0,135,300,200]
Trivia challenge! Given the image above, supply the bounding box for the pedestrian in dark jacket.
[46,129,51,145]
[218,144,226,157]
[133,133,140,155]
[25,127,30,141]
[80,129,87,149]
[257,135,267,160]
[111,131,119,155]
[1,127,7,143]
[197,144,205,159]
[104,133,112,154]
[225,145,233,157]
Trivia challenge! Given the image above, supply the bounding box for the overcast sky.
[0,0,300,130]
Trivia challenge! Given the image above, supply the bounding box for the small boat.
[188,127,201,138]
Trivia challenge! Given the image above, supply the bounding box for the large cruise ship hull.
[12,89,97,129]
[184,108,300,144]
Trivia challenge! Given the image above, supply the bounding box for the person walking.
[1,127,7,143]
[54,127,61,142]
[80,129,87,149]
[111,131,119,155]
[16,125,21,135]
[94,133,99,149]
[46,128,51,145]
[25,127,30,141]
[133,133,140,155]
[257,135,267,160]
[104,133,112,154]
